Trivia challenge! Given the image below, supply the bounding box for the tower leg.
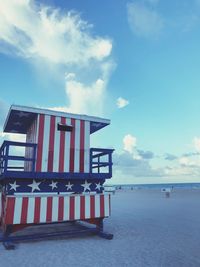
[97,219,113,240]
[3,225,15,250]
[78,218,113,239]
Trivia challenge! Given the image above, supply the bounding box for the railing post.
[0,148,3,175]
[109,152,112,177]
[90,149,93,174]
[32,144,37,172]
[98,156,100,173]
[4,144,9,174]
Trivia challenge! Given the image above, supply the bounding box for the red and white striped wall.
[4,193,111,225]
[26,114,90,173]
[25,118,38,171]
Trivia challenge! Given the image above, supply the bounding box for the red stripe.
[46,197,53,222]
[58,196,64,221]
[69,119,76,172]
[59,117,66,172]
[36,114,45,171]
[90,195,95,218]
[69,196,75,220]
[79,120,85,173]
[34,197,41,224]
[80,195,85,220]
[5,197,15,224]
[20,197,29,224]
[48,116,56,172]
[100,195,105,217]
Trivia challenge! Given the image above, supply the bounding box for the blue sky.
[1,0,200,184]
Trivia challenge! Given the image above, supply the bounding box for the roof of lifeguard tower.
[3,105,110,134]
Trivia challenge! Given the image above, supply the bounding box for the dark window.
[57,123,73,132]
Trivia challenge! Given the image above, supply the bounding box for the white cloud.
[114,134,200,181]
[0,99,9,127]
[65,76,105,115]
[193,137,200,152]
[116,97,129,109]
[0,132,25,143]
[0,132,26,154]
[65,72,76,80]
[64,61,114,115]
[179,157,190,166]
[0,0,114,116]
[179,154,200,168]
[123,134,137,154]
[47,77,105,116]
[0,0,112,65]
[113,151,163,178]
[47,60,115,116]
[164,166,192,177]
[127,2,164,38]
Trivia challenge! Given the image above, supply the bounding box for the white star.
[81,180,91,192]
[28,180,41,192]
[49,181,58,190]
[95,183,102,191]
[9,181,20,191]
[65,182,73,191]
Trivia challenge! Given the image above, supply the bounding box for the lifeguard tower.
[0,105,114,248]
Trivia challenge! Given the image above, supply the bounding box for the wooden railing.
[0,141,37,175]
[90,148,114,178]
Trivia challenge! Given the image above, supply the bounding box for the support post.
[97,219,113,240]
[3,225,15,250]
[4,144,9,174]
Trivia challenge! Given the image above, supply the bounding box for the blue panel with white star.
[5,179,105,195]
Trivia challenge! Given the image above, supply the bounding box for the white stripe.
[95,194,100,218]
[104,194,109,217]
[89,191,96,195]
[28,127,30,171]
[35,116,39,143]
[74,119,80,172]
[85,195,90,219]
[28,124,31,171]
[30,121,36,171]
[52,196,59,222]
[24,137,28,171]
[84,121,90,173]
[14,192,58,196]
[25,127,30,171]
[27,197,35,223]
[34,116,39,172]
[13,197,22,224]
[59,192,73,195]
[40,197,47,223]
[41,115,51,171]
[64,118,71,172]
[74,195,80,220]
[63,196,69,221]
[53,117,60,172]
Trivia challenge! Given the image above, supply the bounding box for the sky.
[1,0,200,184]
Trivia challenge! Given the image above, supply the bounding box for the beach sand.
[0,189,200,267]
